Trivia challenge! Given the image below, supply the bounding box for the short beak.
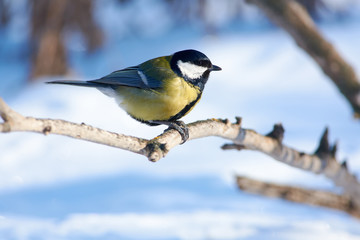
[211,65,222,71]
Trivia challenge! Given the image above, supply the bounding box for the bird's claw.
[167,121,189,144]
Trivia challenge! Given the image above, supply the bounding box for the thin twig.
[236,176,360,218]
[246,0,360,118]
[1,97,360,211]
[223,124,360,208]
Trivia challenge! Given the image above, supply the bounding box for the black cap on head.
[171,50,220,77]
[170,49,221,89]
[170,49,213,71]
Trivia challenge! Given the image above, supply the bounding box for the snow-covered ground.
[1,1,360,239]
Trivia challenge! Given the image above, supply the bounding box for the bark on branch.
[1,97,360,213]
[236,176,360,218]
[246,0,360,118]
[222,123,360,209]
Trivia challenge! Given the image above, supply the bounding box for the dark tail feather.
[46,80,104,88]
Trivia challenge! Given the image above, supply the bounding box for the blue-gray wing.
[88,66,162,89]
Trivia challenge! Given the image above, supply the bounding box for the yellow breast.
[115,77,201,121]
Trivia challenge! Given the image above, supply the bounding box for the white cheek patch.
[177,60,208,79]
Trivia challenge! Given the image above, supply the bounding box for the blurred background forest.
[0,0,358,87]
[1,0,360,239]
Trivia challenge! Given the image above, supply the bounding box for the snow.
[1,1,360,239]
[2,211,360,240]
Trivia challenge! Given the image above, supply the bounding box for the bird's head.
[170,49,221,90]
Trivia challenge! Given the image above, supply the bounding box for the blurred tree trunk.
[163,0,323,35]
[0,0,10,26]
[30,0,103,80]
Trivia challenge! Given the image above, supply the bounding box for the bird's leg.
[168,121,189,144]
[150,120,189,144]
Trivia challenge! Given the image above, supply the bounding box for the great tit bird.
[47,49,221,143]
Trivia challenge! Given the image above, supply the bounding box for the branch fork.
[1,97,360,216]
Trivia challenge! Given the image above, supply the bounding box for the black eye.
[195,60,211,68]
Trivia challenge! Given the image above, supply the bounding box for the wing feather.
[89,66,163,89]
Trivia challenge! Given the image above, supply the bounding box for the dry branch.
[236,176,360,218]
[0,98,147,154]
[1,97,360,214]
[222,124,360,208]
[246,0,360,117]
